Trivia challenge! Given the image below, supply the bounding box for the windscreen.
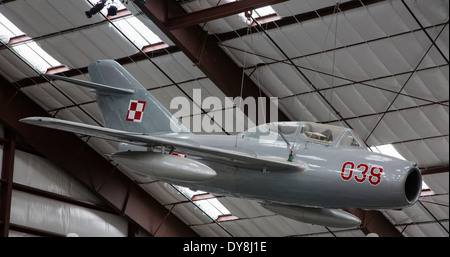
[244,122,362,147]
[300,122,346,145]
[338,131,364,147]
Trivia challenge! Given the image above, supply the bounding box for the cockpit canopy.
[243,122,364,148]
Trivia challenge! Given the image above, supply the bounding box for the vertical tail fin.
[88,60,189,135]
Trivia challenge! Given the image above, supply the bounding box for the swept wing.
[20,117,307,173]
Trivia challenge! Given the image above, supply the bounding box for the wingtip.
[19,117,45,124]
[19,117,33,123]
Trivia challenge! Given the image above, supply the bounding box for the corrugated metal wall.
[0,122,144,237]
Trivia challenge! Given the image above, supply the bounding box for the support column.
[0,129,15,237]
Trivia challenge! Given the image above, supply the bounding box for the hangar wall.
[0,121,144,237]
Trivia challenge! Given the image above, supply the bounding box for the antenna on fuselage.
[278,129,291,148]
[287,122,303,162]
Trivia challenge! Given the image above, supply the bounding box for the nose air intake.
[405,166,422,204]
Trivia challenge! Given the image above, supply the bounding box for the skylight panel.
[0,12,63,73]
[195,198,231,221]
[12,42,62,73]
[0,13,23,43]
[112,16,163,49]
[175,185,234,222]
[86,0,164,49]
[252,6,276,18]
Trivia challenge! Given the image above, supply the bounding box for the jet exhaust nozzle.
[404,166,422,205]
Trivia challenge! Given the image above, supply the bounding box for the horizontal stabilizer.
[20,117,307,173]
[44,74,134,94]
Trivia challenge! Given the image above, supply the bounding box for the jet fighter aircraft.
[20,60,422,228]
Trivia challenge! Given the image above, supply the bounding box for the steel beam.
[9,223,65,237]
[0,75,197,237]
[167,0,288,30]
[0,130,15,237]
[12,182,116,215]
[348,210,403,237]
[15,45,180,88]
[214,0,387,42]
[135,0,290,122]
[421,166,449,176]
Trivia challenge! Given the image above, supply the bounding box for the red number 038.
[340,161,383,186]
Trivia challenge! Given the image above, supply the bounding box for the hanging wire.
[235,13,253,147]
[300,2,340,123]
[289,1,341,154]
[328,2,340,124]
[248,13,268,127]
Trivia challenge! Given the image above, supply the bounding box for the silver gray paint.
[21,60,423,228]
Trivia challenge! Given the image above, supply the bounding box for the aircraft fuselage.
[158,133,421,210]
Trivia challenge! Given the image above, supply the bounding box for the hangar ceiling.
[0,0,448,237]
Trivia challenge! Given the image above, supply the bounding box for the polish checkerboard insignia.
[126,100,146,122]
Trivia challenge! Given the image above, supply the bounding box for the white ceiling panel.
[149,52,205,83]
[370,113,426,144]
[400,105,448,137]
[344,4,387,41]
[0,49,39,81]
[423,172,449,195]
[384,205,432,225]
[404,0,450,27]
[421,199,449,221]
[276,24,323,57]
[333,85,383,117]
[400,67,449,104]
[148,85,190,112]
[0,0,92,38]
[131,60,173,89]
[400,221,449,237]
[397,139,447,168]
[249,66,295,98]
[38,32,103,69]
[20,84,71,112]
[371,2,413,33]
[190,223,232,237]
[369,39,415,74]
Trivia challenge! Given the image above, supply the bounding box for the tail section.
[87,60,189,135]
